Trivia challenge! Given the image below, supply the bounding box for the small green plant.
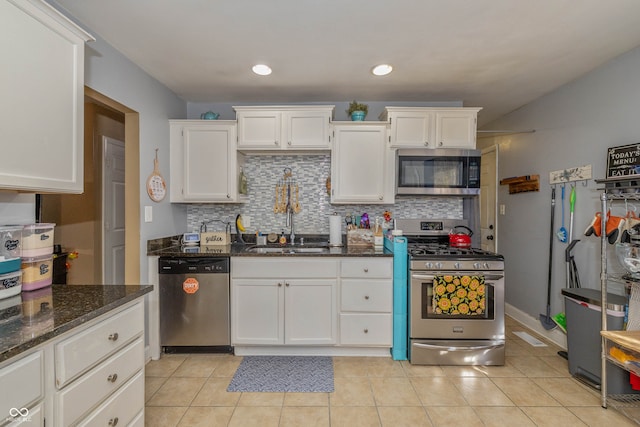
[346,100,368,116]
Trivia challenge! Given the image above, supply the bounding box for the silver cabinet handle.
[424,141,429,146]
[363,329,369,334]
[278,282,283,287]
[274,140,278,145]
[107,373,118,383]
[226,194,230,199]
[439,141,443,147]
[364,268,369,273]
[288,141,292,146]
[364,295,370,300]
[108,417,119,426]
[285,282,290,287]
[108,333,119,341]
[378,195,383,200]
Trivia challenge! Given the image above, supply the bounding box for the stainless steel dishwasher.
[159,257,231,353]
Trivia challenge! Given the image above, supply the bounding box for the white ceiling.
[53,0,640,126]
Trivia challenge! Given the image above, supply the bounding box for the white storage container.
[0,270,22,300]
[0,225,22,258]
[22,223,55,257]
[21,255,52,292]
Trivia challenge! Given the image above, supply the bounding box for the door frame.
[86,86,140,284]
[481,144,499,252]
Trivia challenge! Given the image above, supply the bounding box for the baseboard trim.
[506,302,567,349]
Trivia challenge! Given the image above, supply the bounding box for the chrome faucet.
[286,209,295,245]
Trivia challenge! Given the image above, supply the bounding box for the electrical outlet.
[243,215,251,228]
[145,206,153,222]
[499,204,506,215]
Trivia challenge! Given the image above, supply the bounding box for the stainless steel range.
[397,219,505,366]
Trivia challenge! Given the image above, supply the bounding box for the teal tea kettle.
[200,111,220,120]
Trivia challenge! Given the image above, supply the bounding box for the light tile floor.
[144,317,638,426]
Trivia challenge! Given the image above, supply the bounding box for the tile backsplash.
[187,154,463,234]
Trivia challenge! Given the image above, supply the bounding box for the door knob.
[487,235,494,240]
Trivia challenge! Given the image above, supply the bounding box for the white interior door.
[481,145,498,252]
[102,136,125,284]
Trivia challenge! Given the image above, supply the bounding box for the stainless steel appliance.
[396,148,481,196]
[397,219,505,365]
[159,257,232,353]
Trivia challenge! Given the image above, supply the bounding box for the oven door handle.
[413,342,503,351]
[411,273,504,281]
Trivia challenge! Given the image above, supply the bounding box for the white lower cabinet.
[55,301,145,426]
[76,371,144,427]
[0,299,146,427]
[231,258,338,345]
[0,350,43,426]
[339,258,393,347]
[232,256,393,352]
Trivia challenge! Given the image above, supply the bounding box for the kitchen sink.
[246,246,329,254]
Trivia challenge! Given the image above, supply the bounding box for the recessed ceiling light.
[372,64,393,76]
[252,64,272,76]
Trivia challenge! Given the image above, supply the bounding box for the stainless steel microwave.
[396,148,481,196]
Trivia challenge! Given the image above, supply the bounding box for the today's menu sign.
[607,143,640,178]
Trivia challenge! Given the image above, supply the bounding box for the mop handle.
[568,185,576,242]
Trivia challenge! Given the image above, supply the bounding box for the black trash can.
[562,287,639,394]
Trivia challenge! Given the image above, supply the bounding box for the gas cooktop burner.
[408,243,500,258]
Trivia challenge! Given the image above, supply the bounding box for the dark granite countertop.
[0,284,152,363]
[147,234,392,257]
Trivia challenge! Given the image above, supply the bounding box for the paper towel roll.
[329,215,343,246]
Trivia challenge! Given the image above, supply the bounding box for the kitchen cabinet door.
[383,107,481,149]
[284,110,332,149]
[435,110,478,149]
[232,279,284,345]
[236,110,282,149]
[235,106,334,151]
[285,279,337,345]
[0,0,93,193]
[388,110,434,148]
[169,121,244,203]
[331,123,394,204]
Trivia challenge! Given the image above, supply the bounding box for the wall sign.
[607,143,640,178]
[146,148,166,202]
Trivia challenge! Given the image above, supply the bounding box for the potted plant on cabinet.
[346,100,368,121]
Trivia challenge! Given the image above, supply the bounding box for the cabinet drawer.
[56,338,144,426]
[340,259,392,278]
[339,314,392,346]
[341,280,392,312]
[55,301,143,388]
[0,350,43,420]
[77,370,144,427]
[128,410,144,427]
[6,401,44,427]
[232,258,338,278]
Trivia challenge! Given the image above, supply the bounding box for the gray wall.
[479,45,640,336]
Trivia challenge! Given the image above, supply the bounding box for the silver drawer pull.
[108,333,119,341]
[278,282,283,287]
[107,373,118,383]
[364,295,370,300]
[363,329,369,334]
[108,417,119,426]
[364,268,369,273]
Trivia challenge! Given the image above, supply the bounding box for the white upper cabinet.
[234,106,334,151]
[0,0,93,193]
[169,120,245,203]
[331,123,394,204]
[383,107,481,149]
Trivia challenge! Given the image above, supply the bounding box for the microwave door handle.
[413,342,503,351]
